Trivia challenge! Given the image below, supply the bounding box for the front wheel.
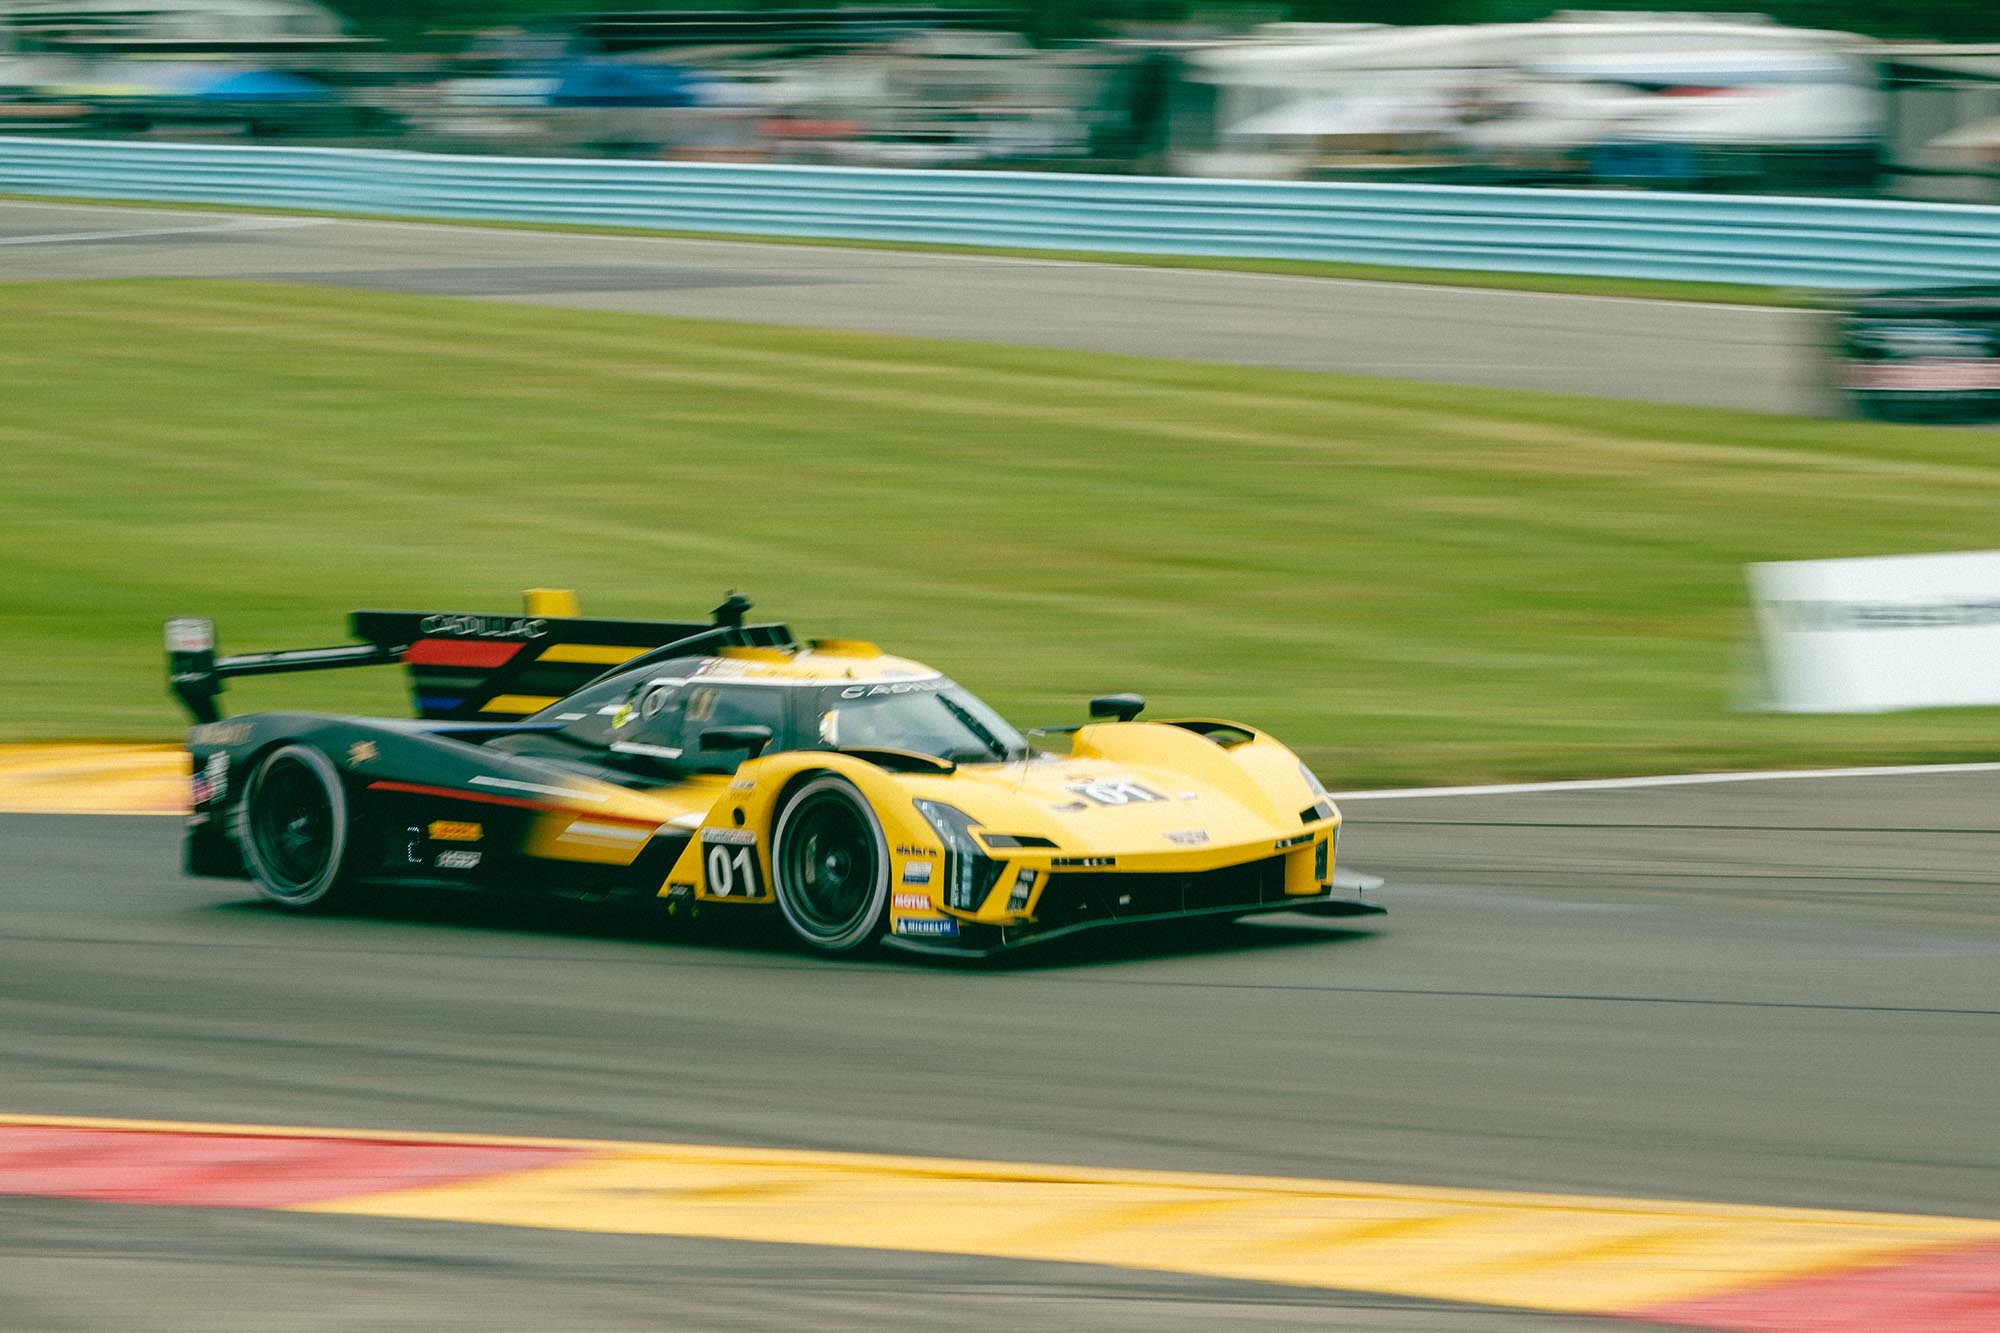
[238,744,353,911]
[771,775,889,954]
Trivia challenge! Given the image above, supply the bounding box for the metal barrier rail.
[6,136,2000,289]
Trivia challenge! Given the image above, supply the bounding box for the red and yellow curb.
[3,1114,1996,1330]
[0,744,187,815]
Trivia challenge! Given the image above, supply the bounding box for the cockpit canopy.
[539,657,1028,768]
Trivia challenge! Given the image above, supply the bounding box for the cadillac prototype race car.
[168,593,1379,956]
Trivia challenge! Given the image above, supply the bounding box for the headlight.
[913,799,1005,912]
[1298,762,1338,821]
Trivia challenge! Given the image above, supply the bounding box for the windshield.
[814,681,1027,763]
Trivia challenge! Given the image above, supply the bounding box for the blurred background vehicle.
[0,2,1994,201]
[1162,15,1882,189]
[1880,39,2000,203]
[0,0,396,137]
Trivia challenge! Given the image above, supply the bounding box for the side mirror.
[1089,693,1146,723]
[699,724,773,759]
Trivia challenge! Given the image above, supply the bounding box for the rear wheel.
[239,744,352,911]
[771,775,888,954]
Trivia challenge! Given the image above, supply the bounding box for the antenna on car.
[711,592,753,628]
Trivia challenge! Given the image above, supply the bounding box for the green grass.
[2,278,1994,787]
[0,192,1808,308]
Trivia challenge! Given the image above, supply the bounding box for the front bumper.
[880,871,1383,958]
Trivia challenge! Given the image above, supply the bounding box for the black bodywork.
[174,596,790,903]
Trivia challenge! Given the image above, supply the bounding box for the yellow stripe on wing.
[479,694,562,715]
[536,644,647,666]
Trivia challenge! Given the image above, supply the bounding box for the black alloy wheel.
[772,775,889,953]
[240,744,351,910]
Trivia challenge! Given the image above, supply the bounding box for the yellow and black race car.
[169,593,1378,956]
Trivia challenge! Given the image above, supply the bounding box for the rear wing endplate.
[166,590,791,725]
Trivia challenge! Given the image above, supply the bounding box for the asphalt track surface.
[0,199,1985,1325]
[4,770,1997,1330]
[0,199,1828,413]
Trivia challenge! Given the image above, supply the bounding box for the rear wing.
[166,590,793,725]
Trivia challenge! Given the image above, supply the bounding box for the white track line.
[1334,761,2000,801]
[0,217,329,247]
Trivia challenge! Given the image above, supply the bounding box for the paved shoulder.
[0,201,1819,413]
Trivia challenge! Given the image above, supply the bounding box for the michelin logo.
[893,917,960,938]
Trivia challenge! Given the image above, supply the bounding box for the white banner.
[1747,550,2000,713]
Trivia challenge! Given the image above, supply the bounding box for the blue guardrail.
[5,136,2000,289]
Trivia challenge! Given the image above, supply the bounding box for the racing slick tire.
[238,743,354,912]
[771,774,890,954]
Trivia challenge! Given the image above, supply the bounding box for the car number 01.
[706,843,761,897]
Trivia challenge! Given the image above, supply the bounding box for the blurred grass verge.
[0,192,1805,308]
[1,277,1993,787]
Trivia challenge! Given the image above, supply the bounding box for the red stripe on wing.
[404,639,522,668]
